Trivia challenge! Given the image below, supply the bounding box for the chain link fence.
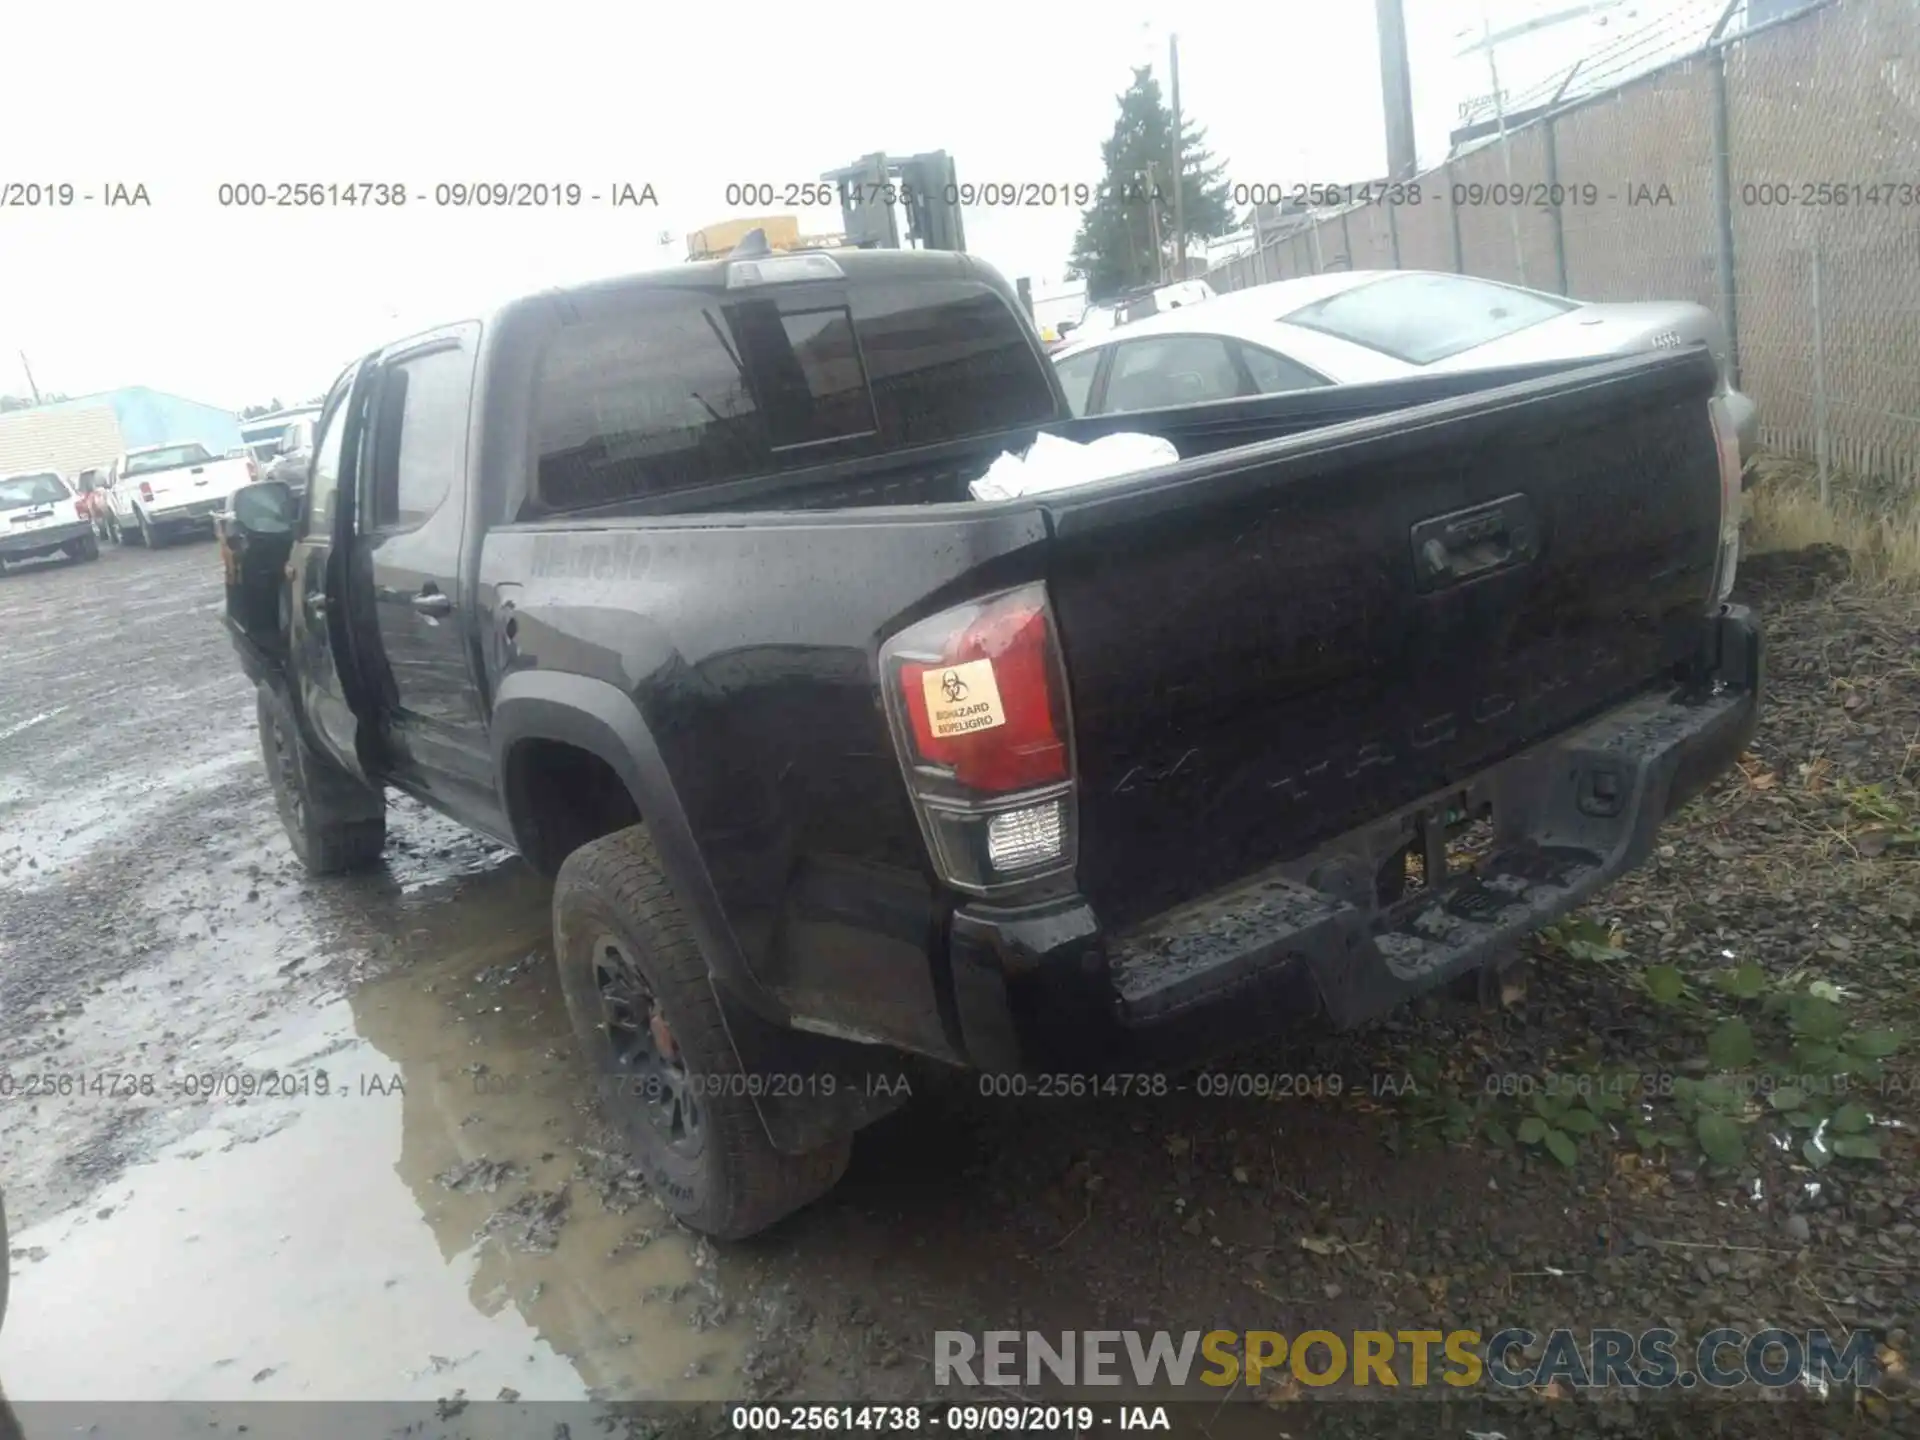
[1205,0,1920,493]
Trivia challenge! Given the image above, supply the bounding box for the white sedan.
[1050,268,1757,456]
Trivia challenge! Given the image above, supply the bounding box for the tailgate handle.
[1411,494,1540,592]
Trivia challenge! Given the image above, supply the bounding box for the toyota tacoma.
[217,246,1761,1238]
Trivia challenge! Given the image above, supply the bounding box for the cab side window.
[367,344,470,531]
[304,396,351,536]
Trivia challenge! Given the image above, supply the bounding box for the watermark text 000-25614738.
[212,181,660,209]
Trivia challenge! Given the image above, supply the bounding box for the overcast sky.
[0,0,1684,411]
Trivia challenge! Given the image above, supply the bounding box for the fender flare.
[489,669,781,1024]
[489,670,911,1154]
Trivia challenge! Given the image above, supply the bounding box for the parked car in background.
[1050,269,1759,458]
[240,406,325,467]
[0,470,100,571]
[1053,300,1118,351]
[1113,278,1215,327]
[74,469,114,537]
[103,442,256,547]
[262,414,317,498]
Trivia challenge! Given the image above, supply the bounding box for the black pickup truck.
[218,247,1760,1238]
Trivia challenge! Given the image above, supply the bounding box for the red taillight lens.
[139,481,154,503]
[880,584,1078,894]
[897,597,1068,793]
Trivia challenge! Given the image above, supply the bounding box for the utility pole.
[1375,0,1418,179]
[1143,161,1167,284]
[1169,32,1186,279]
[1480,0,1528,284]
[18,352,42,406]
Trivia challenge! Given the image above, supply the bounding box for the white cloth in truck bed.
[968,431,1180,501]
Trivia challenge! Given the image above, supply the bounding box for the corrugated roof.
[0,404,124,478]
[41,384,236,416]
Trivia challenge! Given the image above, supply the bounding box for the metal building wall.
[107,388,245,453]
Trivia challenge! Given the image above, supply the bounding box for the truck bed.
[522,354,1624,519]
[482,347,1736,1043]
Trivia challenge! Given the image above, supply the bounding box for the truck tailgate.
[148,458,249,509]
[1040,349,1725,931]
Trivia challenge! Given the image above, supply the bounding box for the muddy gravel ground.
[0,538,1914,1436]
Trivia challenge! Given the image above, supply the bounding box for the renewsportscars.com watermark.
[935,1328,1888,1392]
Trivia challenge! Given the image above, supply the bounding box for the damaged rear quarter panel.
[476,509,1051,1055]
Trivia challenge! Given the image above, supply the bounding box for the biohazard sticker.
[922,659,1006,738]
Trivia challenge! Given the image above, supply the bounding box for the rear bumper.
[147,495,233,526]
[947,605,1764,1072]
[0,520,92,559]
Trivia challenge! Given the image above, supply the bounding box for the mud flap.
[707,977,913,1155]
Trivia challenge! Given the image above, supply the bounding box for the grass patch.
[1744,450,1920,588]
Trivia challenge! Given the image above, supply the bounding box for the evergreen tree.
[1068,68,1233,302]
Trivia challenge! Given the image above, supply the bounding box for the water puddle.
[1,747,256,893]
[0,867,745,1402]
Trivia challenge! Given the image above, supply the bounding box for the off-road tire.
[553,825,851,1239]
[65,534,100,562]
[256,683,386,874]
[136,510,159,548]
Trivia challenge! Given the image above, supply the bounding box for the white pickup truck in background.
[104,442,256,548]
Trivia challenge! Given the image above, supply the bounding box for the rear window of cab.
[530,280,1056,511]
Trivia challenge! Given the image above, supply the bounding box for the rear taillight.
[138,481,155,503]
[1707,397,1742,609]
[880,584,1077,894]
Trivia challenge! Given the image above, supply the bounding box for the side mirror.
[229,479,298,536]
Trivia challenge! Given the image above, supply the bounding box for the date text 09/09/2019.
[730,1405,1169,1433]
[212,182,659,208]
[1,182,149,207]
[0,1069,404,1101]
[722,180,1172,210]
[1228,181,1678,209]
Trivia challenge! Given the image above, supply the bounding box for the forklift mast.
[821,151,966,253]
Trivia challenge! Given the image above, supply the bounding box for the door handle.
[412,589,453,618]
[1410,494,1540,592]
